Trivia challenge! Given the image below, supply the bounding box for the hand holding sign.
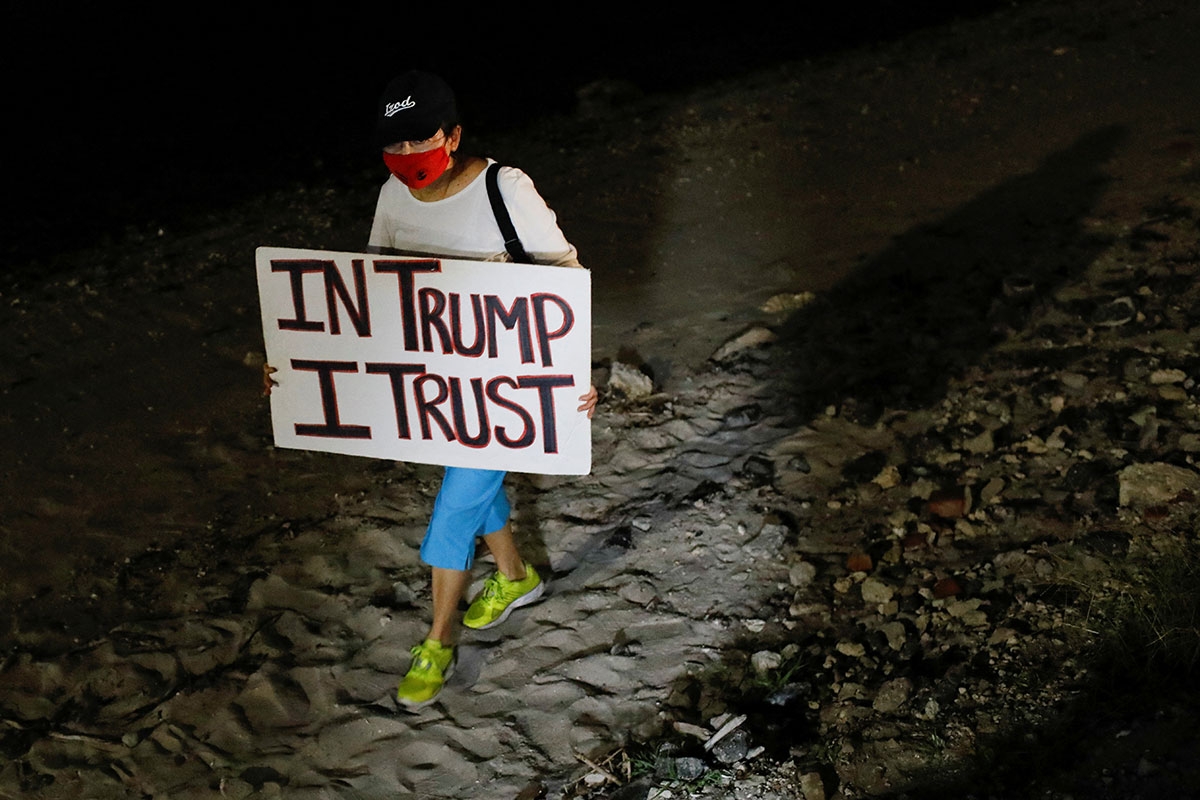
[262,364,278,397]
[577,384,598,419]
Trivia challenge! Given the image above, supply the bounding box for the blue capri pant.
[420,466,510,570]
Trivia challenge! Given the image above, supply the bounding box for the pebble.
[711,729,751,764]
[846,553,873,572]
[789,561,818,588]
[978,477,1005,504]
[836,641,867,658]
[761,291,815,313]
[872,465,901,488]
[928,489,967,518]
[1149,368,1186,385]
[1059,371,1089,391]
[964,429,995,454]
[609,361,654,398]
[860,577,894,605]
[1137,757,1160,776]
[583,772,608,787]
[879,621,907,651]
[1158,384,1188,401]
[872,678,912,713]
[672,756,708,780]
[932,577,962,599]
[799,771,827,800]
[751,651,783,673]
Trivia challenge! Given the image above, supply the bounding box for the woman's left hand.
[262,364,278,397]
[577,385,598,419]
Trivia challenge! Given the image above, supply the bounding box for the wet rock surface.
[4,1,1200,798]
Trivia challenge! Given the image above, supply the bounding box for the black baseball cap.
[375,71,458,148]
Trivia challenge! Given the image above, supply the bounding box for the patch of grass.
[745,650,811,694]
[1089,539,1200,692]
[895,535,1200,798]
[625,744,658,778]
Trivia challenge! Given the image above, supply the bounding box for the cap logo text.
[384,96,417,117]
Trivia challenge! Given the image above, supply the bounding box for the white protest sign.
[256,246,591,475]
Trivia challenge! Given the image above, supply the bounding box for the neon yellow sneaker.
[396,638,455,708]
[463,563,545,630]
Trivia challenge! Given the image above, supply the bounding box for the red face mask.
[382,146,451,189]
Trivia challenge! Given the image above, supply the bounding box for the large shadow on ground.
[648,126,1133,794]
[773,126,1126,423]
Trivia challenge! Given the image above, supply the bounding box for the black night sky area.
[4,2,1006,272]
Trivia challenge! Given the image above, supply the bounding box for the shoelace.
[409,645,437,672]
[479,575,504,602]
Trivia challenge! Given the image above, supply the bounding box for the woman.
[367,70,596,708]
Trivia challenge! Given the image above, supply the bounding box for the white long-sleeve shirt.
[367,159,580,267]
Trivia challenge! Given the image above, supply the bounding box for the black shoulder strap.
[485,163,531,263]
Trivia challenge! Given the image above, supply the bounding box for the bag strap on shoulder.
[485,163,531,263]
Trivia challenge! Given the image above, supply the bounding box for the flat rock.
[1118,462,1200,508]
[710,325,778,362]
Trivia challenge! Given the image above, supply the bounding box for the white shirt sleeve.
[498,167,582,267]
[367,179,399,252]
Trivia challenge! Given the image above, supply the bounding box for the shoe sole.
[468,581,546,630]
[396,658,456,711]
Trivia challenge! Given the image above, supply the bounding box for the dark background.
[3,2,1008,270]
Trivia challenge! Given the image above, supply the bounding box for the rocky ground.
[3,1,1200,798]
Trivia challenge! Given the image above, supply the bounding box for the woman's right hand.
[577,385,598,419]
[262,363,278,397]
